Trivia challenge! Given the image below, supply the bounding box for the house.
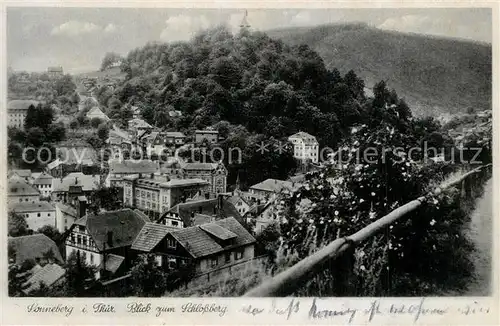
[65,209,150,279]
[227,194,251,216]
[131,217,256,274]
[8,234,64,266]
[22,263,66,295]
[51,172,100,203]
[10,201,57,231]
[244,199,281,234]
[181,161,228,196]
[9,169,33,182]
[128,118,153,132]
[195,129,219,144]
[47,66,63,77]
[8,174,40,205]
[107,127,133,161]
[55,202,79,233]
[144,132,186,155]
[168,110,182,117]
[106,160,159,188]
[122,174,211,220]
[248,178,300,202]
[48,142,99,177]
[131,106,141,119]
[158,196,243,228]
[288,131,320,164]
[8,100,39,129]
[86,107,110,122]
[32,172,54,198]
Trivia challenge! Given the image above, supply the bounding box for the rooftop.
[10,201,55,213]
[289,131,318,144]
[250,178,301,193]
[8,100,40,111]
[33,172,53,185]
[82,209,148,251]
[8,175,40,197]
[52,172,100,192]
[195,129,219,134]
[131,222,179,252]
[55,202,78,218]
[22,263,65,294]
[8,234,64,265]
[109,160,159,174]
[170,217,255,259]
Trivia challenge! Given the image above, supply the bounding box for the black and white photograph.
[5,6,494,301]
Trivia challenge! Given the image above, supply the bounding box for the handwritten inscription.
[155,305,175,317]
[127,302,151,313]
[241,304,264,316]
[26,303,74,317]
[308,298,357,323]
[389,298,448,322]
[93,303,115,313]
[269,299,300,320]
[181,303,227,317]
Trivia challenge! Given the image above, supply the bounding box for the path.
[464,177,493,296]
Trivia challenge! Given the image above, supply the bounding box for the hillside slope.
[268,23,491,116]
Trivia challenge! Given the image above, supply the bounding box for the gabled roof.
[164,198,243,227]
[10,169,32,178]
[109,160,159,174]
[8,100,40,111]
[8,234,64,265]
[131,222,179,252]
[199,224,237,240]
[10,201,55,213]
[84,209,147,251]
[227,195,250,207]
[288,131,318,144]
[86,107,110,120]
[164,131,186,138]
[195,129,219,134]
[55,202,78,218]
[22,263,65,294]
[170,217,255,259]
[8,175,40,197]
[33,172,53,185]
[52,173,100,192]
[101,254,125,274]
[250,179,300,193]
[128,118,152,129]
[181,162,219,171]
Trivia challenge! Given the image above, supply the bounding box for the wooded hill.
[268,23,492,116]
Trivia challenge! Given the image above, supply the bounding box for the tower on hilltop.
[240,10,251,30]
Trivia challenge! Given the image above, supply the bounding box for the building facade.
[10,201,56,231]
[288,131,319,163]
[8,100,39,129]
[122,175,211,219]
[181,162,228,196]
[195,130,219,144]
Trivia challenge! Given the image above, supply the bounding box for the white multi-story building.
[8,100,39,129]
[288,131,319,163]
[32,172,54,198]
[10,201,56,231]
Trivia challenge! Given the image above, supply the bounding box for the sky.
[7,7,492,73]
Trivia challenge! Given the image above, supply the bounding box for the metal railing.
[244,164,492,297]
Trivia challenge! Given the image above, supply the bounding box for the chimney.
[75,177,79,185]
[190,212,195,226]
[150,173,154,179]
[107,231,113,247]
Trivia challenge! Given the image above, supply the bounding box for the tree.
[97,123,109,141]
[8,212,32,237]
[90,117,103,128]
[64,251,96,297]
[88,187,123,214]
[69,120,79,129]
[100,52,123,71]
[37,225,62,244]
[130,254,168,297]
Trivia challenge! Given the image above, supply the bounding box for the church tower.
[240,10,251,31]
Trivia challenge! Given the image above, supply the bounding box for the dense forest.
[95,26,420,187]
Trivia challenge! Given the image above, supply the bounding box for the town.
[7,8,493,298]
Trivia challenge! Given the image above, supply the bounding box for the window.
[172,221,178,227]
[167,238,177,249]
[225,252,231,263]
[48,213,51,216]
[90,254,94,264]
[71,234,75,243]
[82,251,86,260]
[37,213,41,217]
[211,257,218,267]
[77,235,81,245]
[234,250,244,260]
[19,198,22,202]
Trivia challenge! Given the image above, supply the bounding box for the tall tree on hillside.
[130,254,168,297]
[100,52,123,71]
